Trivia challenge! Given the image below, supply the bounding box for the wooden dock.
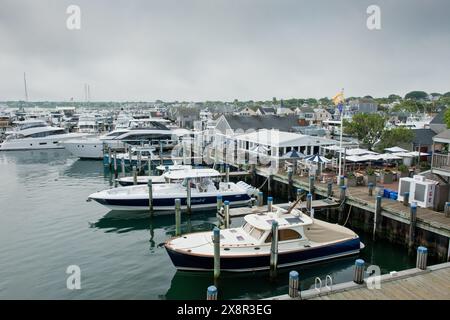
[223,200,339,218]
[268,262,450,300]
[258,168,450,239]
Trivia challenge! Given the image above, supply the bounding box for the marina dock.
[254,167,450,260]
[268,262,450,300]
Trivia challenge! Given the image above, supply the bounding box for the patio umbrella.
[282,150,305,174]
[345,148,378,156]
[304,154,331,176]
[282,149,306,159]
[384,146,408,153]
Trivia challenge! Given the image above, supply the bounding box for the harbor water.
[0,150,424,299]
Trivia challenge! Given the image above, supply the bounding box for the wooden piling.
[339,175,345,187]
[445,202,450,218]
[353,259,365,284]
[373,195,382,239]
[224,200,230,229]
[213,227,220,279]
[327,182,333,198]
[257,191,264,207]
[308,176,315,198]
[296,188,303,201]
[108,148,112,169]
[132,166,137,185]
[403,192,410,207]
[175,198,181,236]
[121,155,125,177]
[216,195,223,217]
[416,246,427,270]
[267,196,273,212]
[368,182,374,197]
[287,167,293,201]
[186,178,192,214]
[148,179,153,216]
[288,271,300,299]
[267,174,272,196]
[306,193,312,213]
[206,285,218,300]
[270,221,279,279]
[128,147,133,169]
[159,141,164,165]
[225,165,230,183]
[113,150,118,177]
[409,202,417,250]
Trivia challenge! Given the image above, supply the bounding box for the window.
[265,229,302,243]
[249,227,264,240]
[243,222,253,234]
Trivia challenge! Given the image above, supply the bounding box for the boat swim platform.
[257,168,450,239]
[267,262,450,300]
[222,200,339,219]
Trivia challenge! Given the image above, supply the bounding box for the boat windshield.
[249,227,265,240]
[243,222,253,234]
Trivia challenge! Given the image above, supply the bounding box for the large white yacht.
[62,118,182,159]
[0,124,87,151]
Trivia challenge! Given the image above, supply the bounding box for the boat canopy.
[244,211,313,231]
[163,168,221,180]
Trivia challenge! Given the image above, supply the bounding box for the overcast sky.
[1,0,449,102]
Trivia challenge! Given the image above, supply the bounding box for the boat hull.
[165,238,361,272]
[0,133,88,151]
[90,193,251,212]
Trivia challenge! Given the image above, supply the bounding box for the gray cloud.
[0,0,449,101]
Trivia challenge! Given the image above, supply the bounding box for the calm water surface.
[0,150,417,299]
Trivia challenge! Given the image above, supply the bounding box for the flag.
[332,90,345,113]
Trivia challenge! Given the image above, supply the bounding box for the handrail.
[314,277,322,292]
[325,275,333,291]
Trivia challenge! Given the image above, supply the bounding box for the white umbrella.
[407,151,430,157]
[304,154,331,163]
[379,153,402,160]
[282,150,306,159]
[344,148,378,156]
[249,144,269,153]
[345,155,366,162]
[384,146,408,153]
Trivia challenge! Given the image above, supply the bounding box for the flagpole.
[337,89,345,181]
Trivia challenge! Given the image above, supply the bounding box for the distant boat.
[165,205,364,272]
[88,169,255,212]
[0,121,88,151]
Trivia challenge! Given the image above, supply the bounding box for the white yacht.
[62,119,180,159]
[0,125,87,151]
[88,169,255,212]
[76,114,102,134]
[116,164,193,186]
[165,205,363,272]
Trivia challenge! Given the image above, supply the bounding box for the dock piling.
[269,221,279,279]
[128,148,133,169]
[148,179,153,216]
[257,191,264,207]
[339,185,346,202]
[267,196,273,212]
[113,150,118,177]
[373,195,382,239]
[353,259,365,284]
[121,155,125,177]
[108,148,112,169]
[287,167,293,201]
[216,195,223,217]
[296,188,303,201]
[206,285,218,300]
[132,166,137,185]
[403,192,410,207]
[225,165,230,183]
[186,178,192,214]
[416,246,428,270]
[213,227,220,280]
[306,193,312,213]
[408,202,418,250]
[339,175,345,187]
[445,202,450,218]
[224,200,230,228]
[175,198,181,236]
[368,182,374,197]
[288,271,300,299]
[308,176,315,198]
[327,182,333,198]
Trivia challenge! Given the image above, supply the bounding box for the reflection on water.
[0,149,70,165]
[0,149,420,299]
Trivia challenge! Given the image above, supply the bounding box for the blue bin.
[383,189,390,198]
[390,192,398,200]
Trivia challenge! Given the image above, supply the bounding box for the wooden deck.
[268,262,450,300]
[258,168,450,238]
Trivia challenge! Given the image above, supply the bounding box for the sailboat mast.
[23,72,29,102]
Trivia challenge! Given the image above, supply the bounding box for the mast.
[23,72,29,102]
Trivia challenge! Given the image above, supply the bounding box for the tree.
[443,92,450,98]
[344,114,386,150]
[392,100,425,113]
[445,108,450,129]
[405,91,428,100]
[388,94,402,101]
[375,127,415,153]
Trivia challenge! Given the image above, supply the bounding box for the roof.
[433,129,450,143]
[430,108,448,124]
[259,107,276,114]
[221,114,300,131]
[412,128,436,146]
[234,129,336,147]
